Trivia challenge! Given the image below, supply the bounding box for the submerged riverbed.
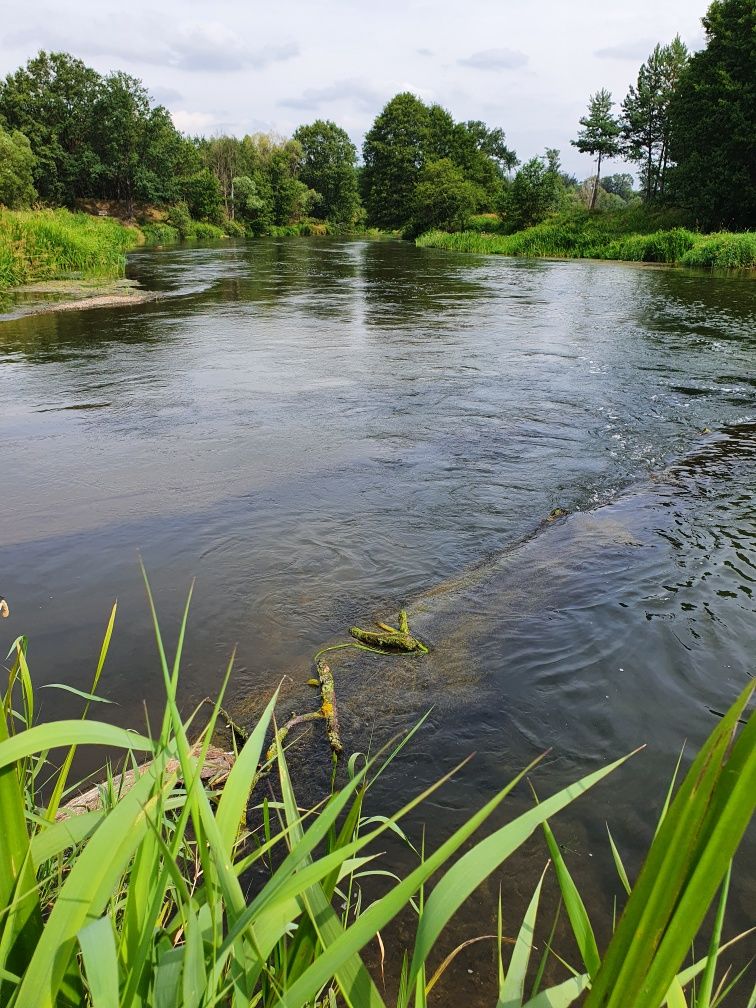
[0,238,754,998]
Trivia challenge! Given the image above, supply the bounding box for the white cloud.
[170,110,218,133]
[458,48,528,70]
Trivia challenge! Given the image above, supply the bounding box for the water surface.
[0,239,753,999]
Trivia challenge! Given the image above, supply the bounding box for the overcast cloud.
[0,0,709,176]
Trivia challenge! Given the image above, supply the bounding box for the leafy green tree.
[200,136,241,219]
[499,149,565,231]
[408,158,479,236]
[180,169,223,222]
[231,175,267,232]
[293,120,360,227]
[571,89,621,209]
[447,121,515,207]
[621,38,689,201]
[668,0,756,229]
[92,74,198,209]
[0,51,102,204]
[459,121,518,175]
[362,92,433,228]
[600,173,635,201]
[0,127,37,207]
[362,94,515,227]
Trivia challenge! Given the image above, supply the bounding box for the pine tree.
[571,89,621,210]
[621,38,688,201]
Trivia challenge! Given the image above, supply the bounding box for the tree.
[500,149,565,231]
[571,89,621,209]
[408,158,479,236]
[0,51,102,204]
[362,93,433,228]
[180,169,223,222]
[293,120,360,227]
[460,121,518,175]
[621,38,689,201]
[0,127,37,207]
[201,136,241,219]
[447,121,515,207]
[600,173,635,201]
[668,0,756,229]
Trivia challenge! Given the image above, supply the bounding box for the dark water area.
[1,239,754,1000]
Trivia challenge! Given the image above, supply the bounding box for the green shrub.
[600,228,697,263]
[680,231,756,268]
[222,217,248,238]
[192,220,226,240]
[139,221,180,245]
[164,200,194,239]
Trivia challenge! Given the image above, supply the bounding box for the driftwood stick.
[56,742,235,820]
[264,710,324,765]
[316,658,343,755]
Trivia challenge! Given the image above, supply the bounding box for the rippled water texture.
[1,239,754,997]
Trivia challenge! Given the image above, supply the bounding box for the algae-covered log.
[264,710,324,764]
[316,658,343,755]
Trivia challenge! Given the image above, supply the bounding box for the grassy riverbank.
[0,593,753,1007]
[0,209,141,288]
[416,209,756,269]
[0,207,229,289]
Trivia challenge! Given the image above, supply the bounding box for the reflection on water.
[0,240,753,1000]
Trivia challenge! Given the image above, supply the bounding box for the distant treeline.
[0,0,752,235]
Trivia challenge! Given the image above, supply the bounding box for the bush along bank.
[416,209,756,269]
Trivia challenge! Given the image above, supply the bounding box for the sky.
[0,0,710,178]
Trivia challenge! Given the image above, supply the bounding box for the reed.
[0,584,752,1007]
[416,209,756,268]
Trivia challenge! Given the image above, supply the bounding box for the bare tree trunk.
[590,152,602,210]
[659,142,669,198]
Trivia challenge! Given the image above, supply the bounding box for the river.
[1,238,754,1000]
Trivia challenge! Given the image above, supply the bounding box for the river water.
[1,239,754,999]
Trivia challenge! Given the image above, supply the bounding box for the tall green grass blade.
[530,898,562,999]
[154,944,184,1008]
[182,907,207,1008]
[215,690,279,856]
[522,974,590,1008]
[655,747,685,839]
[606,826,631,896]
[0,704,41,1005]
[585,681,755,1008]
[40,684,114,704]
[641,701,756,1004]
[44,603,117,821]
[667,978,689,1008]
[78,916,119,1008]
[540,818,600,977]
[695,862,731,1008]
[408,751,634,990]
[275,732,387,1008]
[498,864,548,1007]
[14,759,169,1007]
[0,721,153,770]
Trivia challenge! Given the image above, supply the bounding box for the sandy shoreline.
[1,278,161,319]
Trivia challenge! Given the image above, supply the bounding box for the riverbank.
[416,209,756,269]
[0,207,228,292]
